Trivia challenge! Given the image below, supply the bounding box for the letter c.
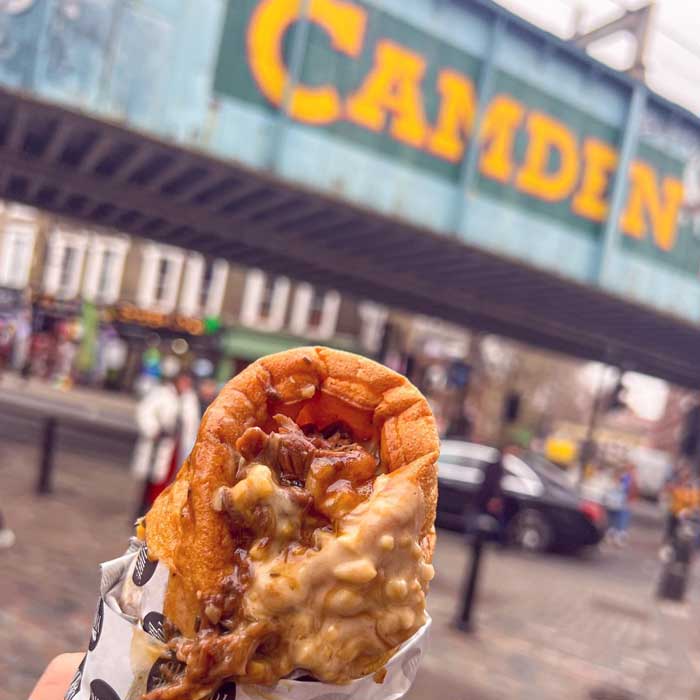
[247,0,367,125]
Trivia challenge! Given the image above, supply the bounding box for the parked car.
[437,440,607,553]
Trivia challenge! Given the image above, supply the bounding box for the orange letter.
[427,69,477,162]
[247,0,366,125]
[515,111,579,202]
[620,161,684,251]
[345,39,428,148]
[572,139,618,222]
[478,95,524,184]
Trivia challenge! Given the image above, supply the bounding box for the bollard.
[657,513,697,601]
[455,513,498,632]
[456,527,484,632]
[455,454,504,633]
[36,417,57,494]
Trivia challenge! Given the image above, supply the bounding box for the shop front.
[26,294,84,385]
[107,302,224,396]
[17,295,224,396]
[219,326,361,381]
[0,286,31,372]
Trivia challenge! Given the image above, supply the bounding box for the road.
[0,413,698,700]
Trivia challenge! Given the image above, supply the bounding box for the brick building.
[0,203,387,390]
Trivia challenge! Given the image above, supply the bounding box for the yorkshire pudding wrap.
[139,346,438,699]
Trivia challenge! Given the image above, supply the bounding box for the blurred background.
[1,0,700,698]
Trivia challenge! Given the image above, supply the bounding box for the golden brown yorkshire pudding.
[142,347,439,700]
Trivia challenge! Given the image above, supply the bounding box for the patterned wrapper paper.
[65,539,431,700]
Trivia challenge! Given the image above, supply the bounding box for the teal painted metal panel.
[598,85,647,285]
[495,23,628,127]
[461,195,599,281]
[276,125,456,231]
[0,0,698,324]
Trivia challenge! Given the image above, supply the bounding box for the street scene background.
[1,376,699,700]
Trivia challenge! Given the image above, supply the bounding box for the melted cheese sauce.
[232,464,432,683]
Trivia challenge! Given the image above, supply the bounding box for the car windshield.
[502,454,543,497]
[521,452,577,491]
[440,453,487,469]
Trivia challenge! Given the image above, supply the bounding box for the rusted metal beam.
[77,135,116,174]
[142,159,198,194]
[5,104,29,152]
[110,145,161,184]
[216,188,292,222]
[168,169,234,205]
[43,121,75,163]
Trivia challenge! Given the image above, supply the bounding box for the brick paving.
[407,525,700,700]
[0,438,136,700]
[1,430,699,700]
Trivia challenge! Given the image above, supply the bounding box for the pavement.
[1,418,699,700]
[408,528,700,700]
[0,374,137,434]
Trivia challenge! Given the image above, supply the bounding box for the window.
[179,254,228,318]
[59,248,76,292]
[289,284,340,339]
[240,269,290,331]
[43,227,88,299]
[308,292,325,328]
[82,234,129,305]
[155,258,169,301]
[358,302,388,353]
[136,244,184,313]
[0,219,37,289]
[98,250,116,299]
[259,281,275,319]
[200,263,214,310]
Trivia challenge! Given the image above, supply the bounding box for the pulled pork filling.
[143,415,432,700]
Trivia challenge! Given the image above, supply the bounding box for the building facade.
[0,203,387,392]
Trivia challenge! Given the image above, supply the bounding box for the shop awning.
[220,328,359,361]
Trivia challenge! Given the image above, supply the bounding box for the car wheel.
[509,509,552,553]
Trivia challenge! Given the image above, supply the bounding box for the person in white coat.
[132,372,201,517]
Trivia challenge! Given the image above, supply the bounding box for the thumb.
[29,653,84,700]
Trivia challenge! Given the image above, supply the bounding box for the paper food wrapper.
[66,539,431,700]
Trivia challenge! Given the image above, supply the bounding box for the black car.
[437,440,606,553]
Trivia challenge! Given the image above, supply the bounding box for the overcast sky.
[493,0,700,115]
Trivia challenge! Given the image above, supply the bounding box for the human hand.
[29,653,83,700]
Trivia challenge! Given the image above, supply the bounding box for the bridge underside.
[0,88,697,387]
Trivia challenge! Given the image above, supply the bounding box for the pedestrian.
[131,371,201,518]
[602,467,621,542]
[11,307,32,373]
[663,464,698,542]
[605,465,633,546]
